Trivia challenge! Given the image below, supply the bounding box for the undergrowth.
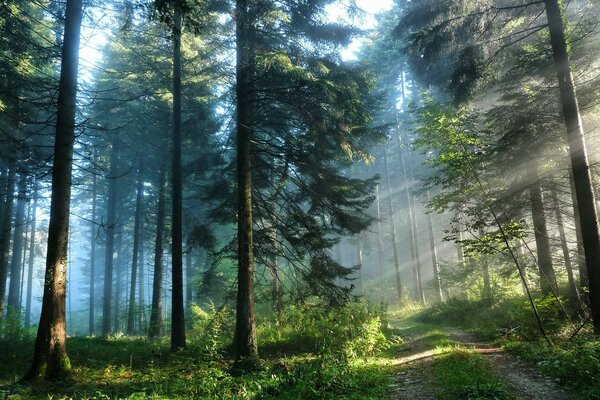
[416,296,600,400]
[0,300,393,399]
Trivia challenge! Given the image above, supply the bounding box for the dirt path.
[389,328,572,400]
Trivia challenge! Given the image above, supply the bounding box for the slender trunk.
[170,7,186,351]
[268,227,283,315]
[7,175,28,317]
[102,141,119,335]
[23,0,81,380]
[127,161,144,335]
[568,170,587,289]
[233,0,258,367]
[88,168,97,336]
[19,199,31,309]
[25,183,38,328]
[529,173,558,295]
[399,137,424,304]
[0,167,16,317]
[551,183,579,307]
[383,149,403,302]
[375,185,385,280]
[114,232,123,332]
[185,247,192,320]
[355,236,364,297]
[148,167,167,339]
[545,0,600,333]
[427,191,443,302]
[483,256,491,300]
[138,226,145,333]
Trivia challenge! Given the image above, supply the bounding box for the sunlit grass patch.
[433,348,515,400]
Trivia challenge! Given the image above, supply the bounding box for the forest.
[0,0,599,399]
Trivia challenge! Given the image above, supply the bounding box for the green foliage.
[0,302,392,399]
[188,303,233,361]
[418,296,567,340]
[258,300,388,358]
[433,349,514,400]
[504,339,600,400]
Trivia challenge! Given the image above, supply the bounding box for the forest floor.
[387,320,572,400]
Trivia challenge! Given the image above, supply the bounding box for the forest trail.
[388,323,572,400]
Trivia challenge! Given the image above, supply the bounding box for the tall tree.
[0,167,15,317]
[171,6,186,351]
[22,0,82,381]
[102,141,119,335]
[545,0,600,333]
[233,0,258,368]
[7,174,28,317]
[148,167,167,340]
[127,161,144,335]
[24,182,38,328]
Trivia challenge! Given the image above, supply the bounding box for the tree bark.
[374,185,385,281]
[268,227,283,315]
[0,167,16,318]
[550,183,579,307]
[427,191,443,302]
[88,165,97,336]
[355,236,365,297]
[148,167,167,340]
[185,246,192,320]
[170,7,186,351]
[399,137,425,304]
[383,148,403,302]
[529,173,558,295]
[139,212,146,332]
[545,0,600,333]
[7,174,28,317]
[102,140,119,335]
[22,0,81,380]
[568,170,587,289]
[25,182,38,328]
[127,161,144,335]
[233,0,259,367]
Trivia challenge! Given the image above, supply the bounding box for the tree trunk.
[170,7,186,351]
[550,183,579,307]
[22,0,81,380]
[148,167,167,340]
[19,198,31,310]
[88,166,97,336]
[355,236,365,297]
[529,174,557,295]
[7,175,28,317]
[127,161,144,335]
[399,137,424,304]
[138,214,146,333]
[102,141,119,335]
[114,231,123,332]
[568,170,587,289]
[268,227,283,315]
[25,182,38,328]
[427,191,443,302]
[545,0,600,333]
[0,167,16,318]
[185,247,192,320]
[374,185,385,281]
[233,0,259,368]
[383,148,403,302]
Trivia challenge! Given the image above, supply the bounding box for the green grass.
[414,296,600,400]
[387,319,515,400]
[433,349,514,400]
[0,302,394,399]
